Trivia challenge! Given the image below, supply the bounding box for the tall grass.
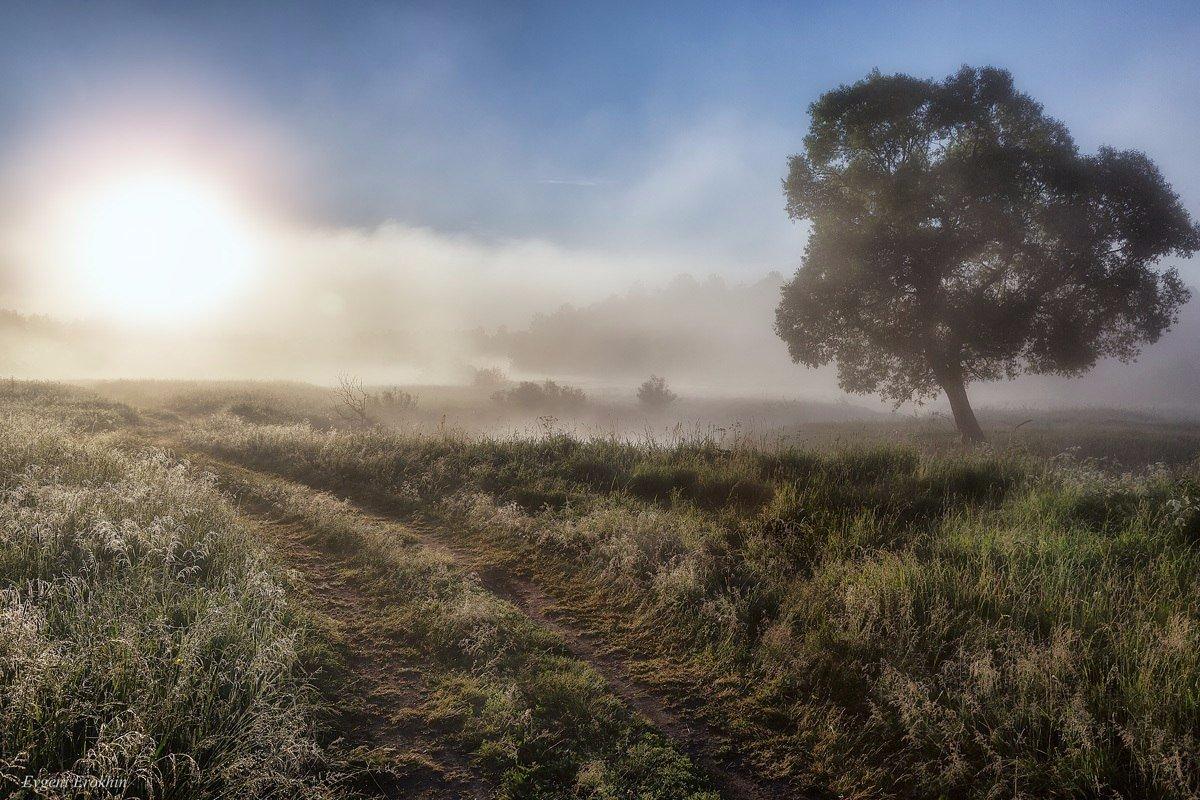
[237,475,717,799]
[186,412,1200,798]
[0,407,345,798]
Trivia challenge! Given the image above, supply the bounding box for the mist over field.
[4,266,1199,416]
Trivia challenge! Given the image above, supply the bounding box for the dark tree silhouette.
[637,375,678,410]
[776,67,1200,442]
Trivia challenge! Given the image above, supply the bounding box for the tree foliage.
[776,66,1199,440]
[492,380,587,413]
[637,375,678,410]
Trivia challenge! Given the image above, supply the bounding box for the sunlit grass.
[184,410,1200,798]
[0,405,345,797]
[238,475,718,799]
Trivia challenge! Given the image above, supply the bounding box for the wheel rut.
[235,498,493,800]
[131,426,795,800]
[275,488,791,800]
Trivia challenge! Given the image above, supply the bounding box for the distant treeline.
[472,273,800,382]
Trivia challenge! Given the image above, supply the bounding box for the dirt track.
[133,425,794,800]
[240,503,493,799]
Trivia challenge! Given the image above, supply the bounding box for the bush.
[373,387,418,413]
[637,375,678,410]
[471,366,509,388]
[492,380,587,413]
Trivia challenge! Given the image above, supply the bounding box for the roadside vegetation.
[0,382,717,799]
[224,470,717,800]
[182,405,1200,799]
[0,386,346,798]
[10,379,1200,797]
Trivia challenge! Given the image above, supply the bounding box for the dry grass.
[0,381,720,799]
[196,457,719,799]
[0,396,347,797]
[182,408,1200,798]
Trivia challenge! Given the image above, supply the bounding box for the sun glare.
[59,169,258,322]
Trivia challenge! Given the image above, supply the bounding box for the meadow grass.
[0,381,718,799]
[0,399,347,798]
[231,473,717,800]
[88,377,1200,468]
[184,411,1200,798]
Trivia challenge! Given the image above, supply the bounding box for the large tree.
[776,66,1200,442]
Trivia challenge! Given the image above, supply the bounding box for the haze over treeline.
[4,271,1199,413]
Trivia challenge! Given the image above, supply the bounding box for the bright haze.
[1,2,1198,409]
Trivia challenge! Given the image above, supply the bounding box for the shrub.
[492,380,587,413]
[637,375,678,410]
[471,366,509,388]
[374,387,418,414]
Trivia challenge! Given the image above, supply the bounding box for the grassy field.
[5,379,1200,798]
[215,466,719,800]
[0,382,717,799]
[83,377,1200,468]
[0,384,344,798]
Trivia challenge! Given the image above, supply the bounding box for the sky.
[1,1,1199,390]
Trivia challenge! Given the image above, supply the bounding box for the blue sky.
[3,1,1200,289]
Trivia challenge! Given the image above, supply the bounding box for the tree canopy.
[775,66,1200,441]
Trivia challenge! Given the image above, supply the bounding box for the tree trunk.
[938,371,986,444]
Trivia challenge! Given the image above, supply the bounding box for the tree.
[334,373,373,427]
[775,67,1199,442]
[637,375,678,410]
[492,380,587,413]
[471,366,508,389]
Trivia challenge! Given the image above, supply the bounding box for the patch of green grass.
[235,473,718,800]
[183,411,1200,798]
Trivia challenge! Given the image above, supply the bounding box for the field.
[3,379,1200,798]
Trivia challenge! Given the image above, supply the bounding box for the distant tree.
[776,67,1200,442]
[471,366,509,388]
[637,375,678,410]
[334,373,373,427]
[374,387,418,414]
[492,380,587,413]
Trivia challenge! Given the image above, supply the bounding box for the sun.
[60,169,258,322]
